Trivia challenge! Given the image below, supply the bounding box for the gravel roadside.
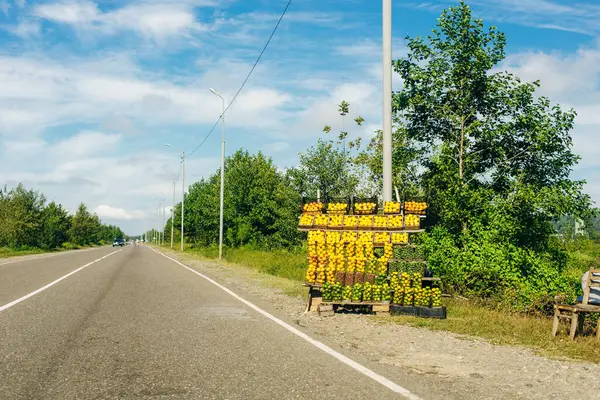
[164,249,600,400]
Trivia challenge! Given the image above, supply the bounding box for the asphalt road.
[0,244,420,400]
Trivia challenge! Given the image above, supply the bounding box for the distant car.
[112,238,125,247]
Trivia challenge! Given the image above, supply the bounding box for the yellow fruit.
[404,201,427,213]
[358,231,373,243]
[405,214,420,228]
[373,216,387,228]
[391,232,408,244]
[355,202,377,214]
[384,201,401,213]
[303,201,323,213]
[358,215,372,228]
[328,215,343,227]
[326,231,340,243]
[344,215,358,228]
[327,202,347,213]
[299,214,314,226]
[388,215,403,228]
[315,214,329,226]
[374,232,390,243]
[342,231,357,243]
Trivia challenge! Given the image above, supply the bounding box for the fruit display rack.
[298,196,444,318]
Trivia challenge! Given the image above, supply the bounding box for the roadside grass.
[0,243,106,259]
[165,244,600,363]
[378,298,600,363]
[0,247,45,258]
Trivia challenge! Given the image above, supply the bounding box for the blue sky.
[0,0,599,234]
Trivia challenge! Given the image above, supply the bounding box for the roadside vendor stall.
[298,196,446,319]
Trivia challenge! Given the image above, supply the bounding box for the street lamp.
[171,179,176,249]
[166,143,185,252]
[382,0,393,202]
[210,88,226,260]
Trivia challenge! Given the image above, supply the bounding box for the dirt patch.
[167,250,600,400]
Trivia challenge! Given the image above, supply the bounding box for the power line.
[188,0,293,157]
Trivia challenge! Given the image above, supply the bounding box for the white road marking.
[0,248,123,313]
[0,247,106,267]
[151,248,423,400]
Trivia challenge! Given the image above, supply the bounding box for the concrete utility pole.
[181,151,185,252]
[171,179,175,249]
[382,0,393,202]
[166,144,186,252]
[210,88,226,260]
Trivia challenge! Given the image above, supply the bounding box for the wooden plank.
[318,304,334,312]
[373,304,390,313]
[319,310,335,317]
[309,297,322,312]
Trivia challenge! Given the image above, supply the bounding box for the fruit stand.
[299,197,446,319]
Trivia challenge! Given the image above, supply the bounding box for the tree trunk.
[459,116,465,183]
[459,116,468,235]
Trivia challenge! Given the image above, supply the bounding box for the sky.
[1,0,599,235]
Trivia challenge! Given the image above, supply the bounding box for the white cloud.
[95,204,145,220]
[32,0,213,40]
[4,20,40,38]
[407,0,600,35]
[499,43,600,175]
[0,53,293,137]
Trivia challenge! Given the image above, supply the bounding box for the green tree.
[287,139,360,200]
[69,203,102,246]
[171,150,301,249]
[0,184,45,248]
[389,2,591,309]
[40,201,71,249]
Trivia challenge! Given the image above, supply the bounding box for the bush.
[421,227,582,313]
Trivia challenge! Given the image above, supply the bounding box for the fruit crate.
[313,214,329,229]
[357,215,374,231]
[416,306,446,319]
[301,197,325,214]
[390,304,417,316]
[383,201,402,215]
[353,196,378,215]
[403,196,428,216]
[298,214,315,229]
[391,232,410,245]
[404,215,421,230]
[372,215,388,230]
[327,214,344,230]
[342,215,359,230]
[373,232,391,247]
[387,215,404,231]
[389,259,427,275]
[326,197,351,215]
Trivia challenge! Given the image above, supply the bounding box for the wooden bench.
[552,268,600,340]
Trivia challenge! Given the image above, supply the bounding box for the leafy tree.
[171,149,301,249]
[385,1,592,309]
[287,139,360,200]
[0,184,45,248]
[40,201,71,249]
[69,203,102,246]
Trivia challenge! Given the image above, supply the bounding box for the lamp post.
[210,88,226,260]
[382,0,393,202]
[171,179,175,249]
[166,143,185,251]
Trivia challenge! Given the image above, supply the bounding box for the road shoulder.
[157,247,600,400]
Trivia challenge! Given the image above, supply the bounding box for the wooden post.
[570,312,579,340]
[552,307,560,337]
